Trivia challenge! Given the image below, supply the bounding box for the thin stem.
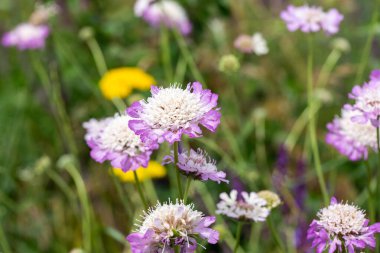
[267,216,286,253]
[174,142,183,198]
[0,221,11,253]
[160,26,173,82]
[174,245,180,253]
[307,35,329,206]
[86,37,108,76]
[364,160,375,221]
[183,177,192,203]
[133,171,148,209]
[233,222,243,253]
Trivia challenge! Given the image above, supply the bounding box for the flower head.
[29,2,59,25]
[2,23,49,50]
[307,197,380,253]
[216,190,270,222]
[218,54,240,73]
[326,107,377,161]
[257,190,281,210]
[113,161,166,183]
[99,67,156,100]
[163,148,229,183]
[127,200,219,253]
[280,5,343,34]
[127,82,221,145]
[83,113,156,172]
[134,0,192,35]
[234,33,268,55]
[348,69,380,127]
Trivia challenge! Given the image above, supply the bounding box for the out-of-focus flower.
[134,0,192,35]
[163,148,228,183]
[234,33,269,55]
[272,144,289,192]
[83,113,156,172]
[78,26,94,41]
[307,197,380,253]
[2,23,49,50]
[280,5,343,35]
[113,161,166,182]
[127,200,219,252]
[127,82,221,145]
[218,54,240,73]
[257,190,281,210]
[347,69,380,127]
[99,67,156,100]
[29,2,59,25]
[326,107,377,161]
[216,190,270,222]
[331,37,351,52]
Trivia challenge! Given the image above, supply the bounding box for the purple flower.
[134,0,192,35]
[126,200,219,253]
[2,23,50,50]
[127,83,221,145]
[307,197,380,253]
[326,107,377,161]
[163,148,229,183]
[280,5,343,35]
[83,113,156,172]
[348,69,380,127]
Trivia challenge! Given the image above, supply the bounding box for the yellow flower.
[99,67,156,100]
[112,161,166,183]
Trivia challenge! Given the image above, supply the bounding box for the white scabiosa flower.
[127,200,219,252]
[251,33,269,55]
[216,190,270,222]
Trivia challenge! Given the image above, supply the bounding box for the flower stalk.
[233,222,243,253]
[173,142,183,198]
[133,170,149,209]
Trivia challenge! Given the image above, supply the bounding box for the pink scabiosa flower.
[2,23,49,50]
[134,0,192,35]
[280,5,343,35]
[307,197,380,253]
[348,69,380,127]
[83,113,155,172]
[234,33,269,55]
[216,190,270,222]
[126,200,219,253]
[326,108,377,161]
[127,82,221,145]
[163,148,229,183]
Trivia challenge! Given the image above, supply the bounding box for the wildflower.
[127,200,219,252]
[257,190,281,210]
[218,54,240,73]
[348,69,380,127]
[2,23,50,50]
[307,197,380,253]
[163,148,229,183]
[280,5,343,34]
[216,190,270,222]
[113,161,166,182]
[29,2,59,25]
[326,107,377,161]
[134,0,192,35]
[234,33,268,55]
[127,82,221,145]
[83,113,156,172]
[99,67,156,100]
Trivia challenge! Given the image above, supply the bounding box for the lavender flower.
[126,200,219,253]
[83,114,155,172]
[348,69,380,127]
[163,148,229,183]
[326,107,377,161]
[127,83,221,145]
[134,0,192,35]
[307,197,380,253]
[216,190,270,222]
[2,23,49,50]
[280,5,343,34]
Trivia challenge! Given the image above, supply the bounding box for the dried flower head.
[216,190,270,222]
[127,200,219,252]
[308,197,380,253]
[127,82,221,145]
[257,190,281,210]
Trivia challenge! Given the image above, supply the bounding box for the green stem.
[183,177,192,203]
[267,216,286,253]
[86,37,108,76]
[133,171,149,209]
[233,222,243,253]
[174,245,180,253]
[307,35,329,206]
[0,221,11,253]
[364,160,375,222]
[160,26,173,82]
[174,142,183,198]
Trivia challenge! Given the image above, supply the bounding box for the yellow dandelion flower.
[99,67,156,100]
[112,161,166,183]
